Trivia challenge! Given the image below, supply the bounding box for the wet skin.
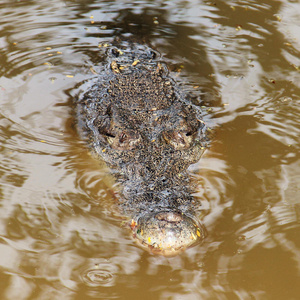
[76,39,207,255]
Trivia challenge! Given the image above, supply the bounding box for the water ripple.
[81,264,115,287]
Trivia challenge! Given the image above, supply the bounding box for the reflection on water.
[0,0,299,299]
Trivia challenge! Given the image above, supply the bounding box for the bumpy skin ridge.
[76,40,207,255]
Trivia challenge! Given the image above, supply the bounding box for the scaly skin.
[76,40,207,255]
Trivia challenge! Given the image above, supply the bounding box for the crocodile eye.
[162,130,195,150]
[104,132,116,138]
[119,132,127,143]
[107,130,140,150]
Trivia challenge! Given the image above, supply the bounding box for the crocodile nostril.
[155,212,183,223]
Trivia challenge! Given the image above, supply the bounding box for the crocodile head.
[77,44,208,256]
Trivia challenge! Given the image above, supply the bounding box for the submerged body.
[76,40,207,255]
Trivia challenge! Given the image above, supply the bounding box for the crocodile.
[75,39,207,256]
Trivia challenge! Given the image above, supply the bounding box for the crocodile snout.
[132,210,203,256]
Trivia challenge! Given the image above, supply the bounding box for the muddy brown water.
[0,0,299,299]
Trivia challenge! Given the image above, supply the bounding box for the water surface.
[0,0,299,299]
